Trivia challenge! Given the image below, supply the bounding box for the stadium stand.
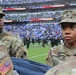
[1,0,76,43]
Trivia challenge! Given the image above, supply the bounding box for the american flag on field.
[0,60,12,75]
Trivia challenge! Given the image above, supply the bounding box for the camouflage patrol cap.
[0,6,5,16]
[59,10,76,24]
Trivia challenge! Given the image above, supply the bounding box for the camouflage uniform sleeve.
[16,45,28,59]
[46,45,66,66]
[46,49,54,66]
[11,37,28,59]
[46,47,58,66]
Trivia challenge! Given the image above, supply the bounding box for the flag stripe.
[0,60,12,75]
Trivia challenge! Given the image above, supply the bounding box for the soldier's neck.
[65,42,76,48]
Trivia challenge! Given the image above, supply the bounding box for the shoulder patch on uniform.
[0,60,12,75]
[0,45,12,75]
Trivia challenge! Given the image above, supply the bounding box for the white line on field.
[29,53,47,59]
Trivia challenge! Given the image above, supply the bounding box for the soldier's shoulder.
[3,31,23,45]
[3,32,18,40]
[51,43,64,54]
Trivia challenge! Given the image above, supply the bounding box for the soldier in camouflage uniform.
[0,41,14,75]
[0,6,28,59]
[46,10,76,66]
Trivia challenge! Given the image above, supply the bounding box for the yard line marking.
[29,53,47,59]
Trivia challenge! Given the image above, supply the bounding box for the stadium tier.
[1,0,76,40]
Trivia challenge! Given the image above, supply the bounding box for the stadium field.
[25,43,51,65]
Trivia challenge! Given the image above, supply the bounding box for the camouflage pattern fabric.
[0,41,14,75]
[59,10,76,24]
[46,43,76,66]
[45,56,76,75]
[0,30,28,59]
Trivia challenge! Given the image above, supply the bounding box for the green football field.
[25,43,51,65]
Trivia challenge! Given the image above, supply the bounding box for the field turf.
[25,43,51,65]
